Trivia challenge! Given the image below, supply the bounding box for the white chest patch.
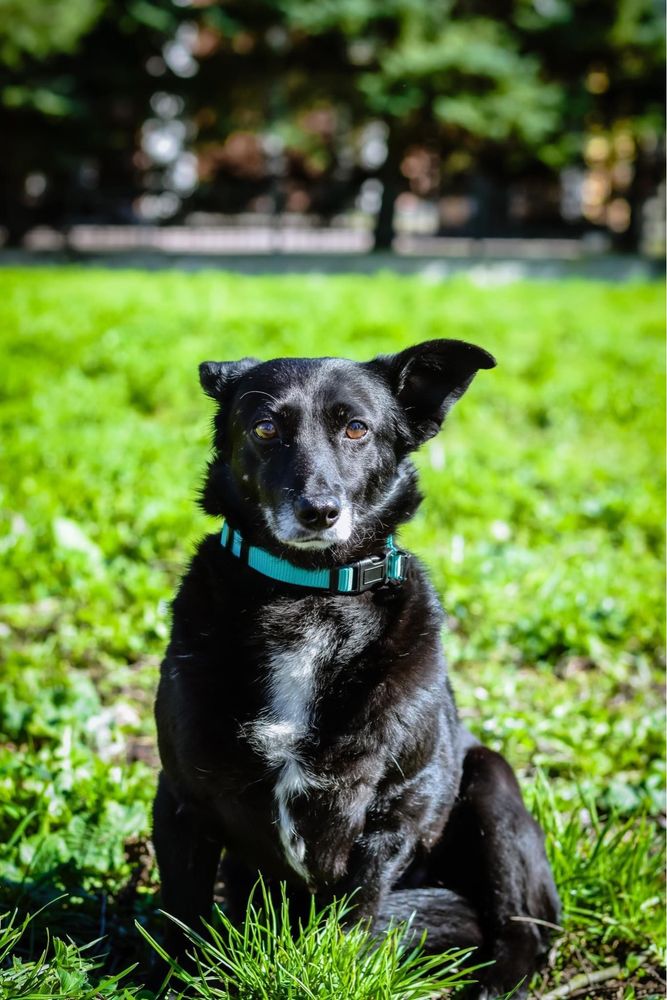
[250,618,336,880]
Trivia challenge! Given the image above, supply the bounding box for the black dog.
[153,340,559,996]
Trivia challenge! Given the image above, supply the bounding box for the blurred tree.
[0,0,663,249]
[192,0,564,246]
[157,0,665,247]
[514,0,665,247]
[0,0,184,242]
[0,0,104,66]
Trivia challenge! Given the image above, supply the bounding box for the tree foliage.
[0,0,663,244]
[0,0,105,66]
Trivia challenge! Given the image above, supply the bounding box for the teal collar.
[220,522,409,595]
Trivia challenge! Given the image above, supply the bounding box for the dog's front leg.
[434,745,560,997]
[152,771,224,960]
[326,824,417,923]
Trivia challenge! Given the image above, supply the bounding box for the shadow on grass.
[0,856,162,989]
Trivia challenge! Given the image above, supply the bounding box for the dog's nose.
[294,496,341,530]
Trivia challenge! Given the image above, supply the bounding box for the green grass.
[0,268,664,998]
[138,885,484,999]
[0,908,141,999]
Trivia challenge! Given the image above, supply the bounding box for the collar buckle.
[343,548,410,594]
[353,555,389,593]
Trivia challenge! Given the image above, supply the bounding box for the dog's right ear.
[198,358,258,400]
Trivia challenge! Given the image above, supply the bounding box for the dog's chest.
[250,615,333,768]
[247,602,373,882]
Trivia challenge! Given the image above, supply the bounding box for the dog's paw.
[460,984,528,1000]
[463,980,529,1000]
[470,920,550,1000]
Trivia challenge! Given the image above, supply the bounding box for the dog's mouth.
[264,505,353,551]
[282,534,338,550]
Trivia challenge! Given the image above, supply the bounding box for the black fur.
[153,340,560,997]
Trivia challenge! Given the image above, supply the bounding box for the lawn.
[0,268,664,999]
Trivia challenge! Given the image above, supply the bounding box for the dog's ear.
[370,339,496,445]
[198,358,258,400]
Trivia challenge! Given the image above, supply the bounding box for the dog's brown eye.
[345,420,368,440]
[253,419,278,440]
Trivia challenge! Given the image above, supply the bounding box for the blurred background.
[1,0,664,263]
[0,5,665,994]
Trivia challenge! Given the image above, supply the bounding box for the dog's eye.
[345,420,368,440]
[253,419,278,441]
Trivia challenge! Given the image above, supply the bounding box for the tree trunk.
[373,137,401,252]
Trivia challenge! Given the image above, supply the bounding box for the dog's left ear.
[369,339,496,445]
[199,358,258,400]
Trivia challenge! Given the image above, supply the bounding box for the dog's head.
[199,340,495,564]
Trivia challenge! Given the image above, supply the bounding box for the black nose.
[294,496,341,530]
